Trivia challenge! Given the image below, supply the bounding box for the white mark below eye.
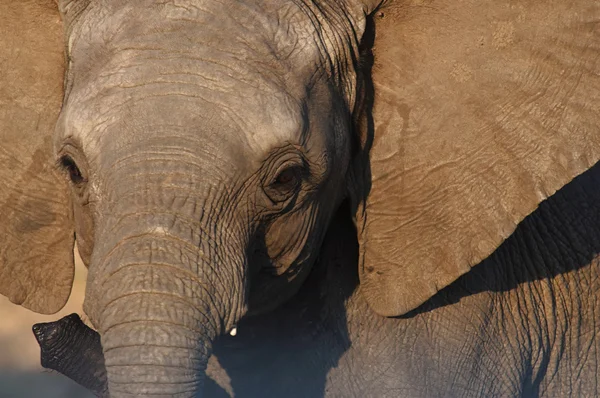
[229,327,237,337]
[151,226,168,235]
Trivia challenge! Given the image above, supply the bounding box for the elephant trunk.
[84,225,245,397]
[101,290,213,397]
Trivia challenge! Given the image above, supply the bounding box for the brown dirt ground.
[0,250,93,398]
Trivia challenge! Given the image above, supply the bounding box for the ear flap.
[354,0,600,316]
[0,1,74,314]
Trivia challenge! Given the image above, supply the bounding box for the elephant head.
[2,0,599,396]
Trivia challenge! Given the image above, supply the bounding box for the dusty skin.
[0,251,92,398]
[2,0,600,396]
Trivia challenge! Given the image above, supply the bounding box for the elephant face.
[3,0,600,396]
[57,0,359,325]
[34,1,367,395]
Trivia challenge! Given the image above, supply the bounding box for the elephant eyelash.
[58,155,86,185]
[264,165,305,205]
[271,166,301,190]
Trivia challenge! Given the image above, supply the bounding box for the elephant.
[2,0,600,397]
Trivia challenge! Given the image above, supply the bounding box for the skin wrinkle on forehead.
[54,0,355,284]
[78,0,326,90]
[59,0,343,152]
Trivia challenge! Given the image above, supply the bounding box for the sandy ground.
[0,250,93,398]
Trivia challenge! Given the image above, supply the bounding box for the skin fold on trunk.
[83,213,241,397]
[34,225,242,398]
[33,313,108,397]
[91,262,219,397]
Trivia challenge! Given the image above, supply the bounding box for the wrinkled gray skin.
[58,1,366,396]
[37,173,600,397]
[33,314,108,397]
[28,0,599,397]
[206,171,600,398]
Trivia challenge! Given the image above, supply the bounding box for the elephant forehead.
[67,0,324,92]
[59,83,309,165]
[59,0,335,152]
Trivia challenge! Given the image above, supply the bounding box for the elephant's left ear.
[350,0,600,316]
[0,1,75,314]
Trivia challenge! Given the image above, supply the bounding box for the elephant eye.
[59,155,86,185]
[265,165,303,204]
[273,168,298,188]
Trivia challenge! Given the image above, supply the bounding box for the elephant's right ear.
[0,1,74,314]
[350,0,600,317]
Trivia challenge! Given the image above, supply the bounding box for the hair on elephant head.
[2,0,600,397]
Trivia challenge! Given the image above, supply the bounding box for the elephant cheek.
[264,205,317,274]
[73,200,94,266]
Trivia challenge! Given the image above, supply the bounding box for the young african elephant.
[2,0,600,397]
